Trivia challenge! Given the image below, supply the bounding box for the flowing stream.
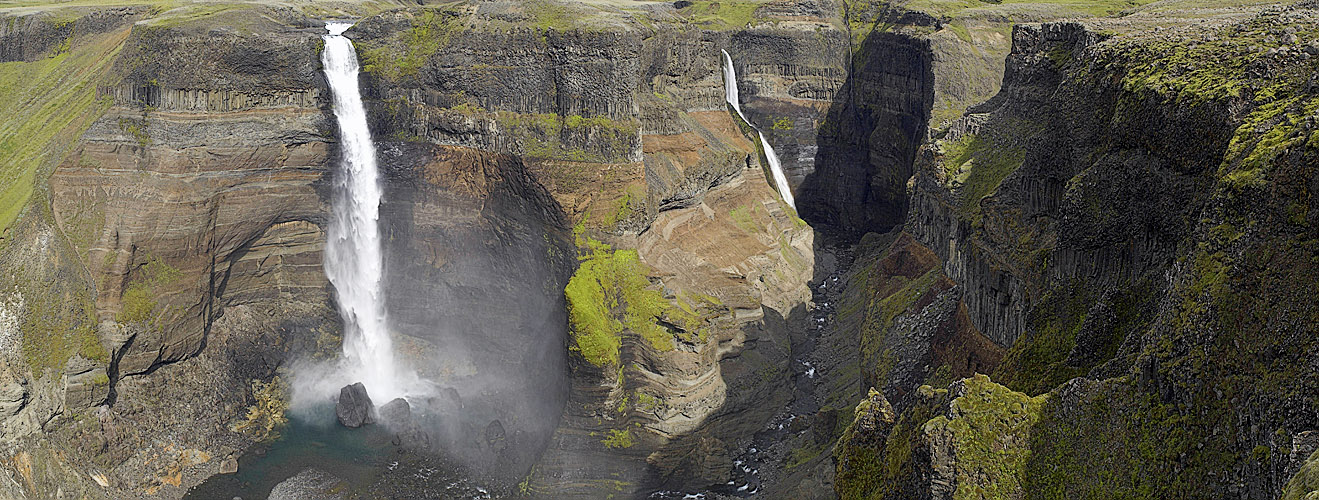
[322,22,401,401]
[721,49,796,209]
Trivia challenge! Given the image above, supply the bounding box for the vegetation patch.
[938,132,1026,225]
[601,428,634,449]
[927,374,1047,500]
[681,1,763,31]
[0,29,126,233]
[232,376,289,442]
[116,253,182,327]
[359,9,462,81]
[565,236,684,367]
[19,284,107,374]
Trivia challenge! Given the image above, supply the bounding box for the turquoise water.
[184,404,491,499]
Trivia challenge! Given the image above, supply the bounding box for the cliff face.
[0,6,342,498]
[0,1,846,498]
[835,3,1319,498]
[346,4,845,496]
[5,1,1316,499]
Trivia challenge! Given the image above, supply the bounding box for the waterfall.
[321,22,402,401]
[721,50,796,209]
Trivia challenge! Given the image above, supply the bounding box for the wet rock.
[485,420,507,452]
[268,468,348,500]
[378,398,411,428]
[335,383,376,428]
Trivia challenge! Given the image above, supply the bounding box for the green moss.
[928,375,1047,500]
[995,281,1156,395]
[1119,11,1316,106]
[491,111,638,163]
[835,386,945,500]
[601,429,634,449]
[0,29,124,233]
[1218,97,1319,195]
[565,238,676,368]
[1283,450,1319,500]
[115,253,182,326]
[939,133,1026,225]
[359,9,461,81]
[947,23,972,44]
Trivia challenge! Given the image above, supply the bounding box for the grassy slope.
[0,28,128,234]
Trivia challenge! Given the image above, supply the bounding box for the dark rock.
[378,398,411,428]
[485,420,507,452]
[335,383,376,428]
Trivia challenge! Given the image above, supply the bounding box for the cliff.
[835,2,1319,499]
[1,0,1316,499]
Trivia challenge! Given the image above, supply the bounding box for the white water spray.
[721,50,795,209]
[321,22,404,402]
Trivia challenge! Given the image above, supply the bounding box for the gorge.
[0,1,1316,500]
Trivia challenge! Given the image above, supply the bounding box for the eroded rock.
[335,383,376,428]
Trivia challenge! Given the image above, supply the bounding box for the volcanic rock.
[335,383,376,428]
[378,397,411,428]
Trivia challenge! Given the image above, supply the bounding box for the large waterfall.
[321,22,402,401]
[721,50,796,209]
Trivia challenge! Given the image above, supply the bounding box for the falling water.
[321,22,402,401]
[721,50,795,209]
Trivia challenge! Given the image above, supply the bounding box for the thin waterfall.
[321,22,402,401]
[721,49,796,209]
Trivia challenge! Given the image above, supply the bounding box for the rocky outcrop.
[0,7,146,62]
[836,232,1001,408]
[838,3,1319,499]
[335,382,376,428]
[268,468,348,500]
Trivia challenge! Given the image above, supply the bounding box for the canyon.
[0,1,1315,499]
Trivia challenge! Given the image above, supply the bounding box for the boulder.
[268,468,347,500]
[219,457,239,474]
[378,398,411,428]
[335,383,376,428]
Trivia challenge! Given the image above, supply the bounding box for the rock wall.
[837,4,1319,498]
[798,25,935,239]
[0,6,341,498]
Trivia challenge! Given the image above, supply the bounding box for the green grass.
[0,28,126,234]
[601,428,634,449]
[359,8,461,81]
[681,1,764,30]
[899,0,1155,18]
[939,133,1026,225]
[565,238,675,367]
